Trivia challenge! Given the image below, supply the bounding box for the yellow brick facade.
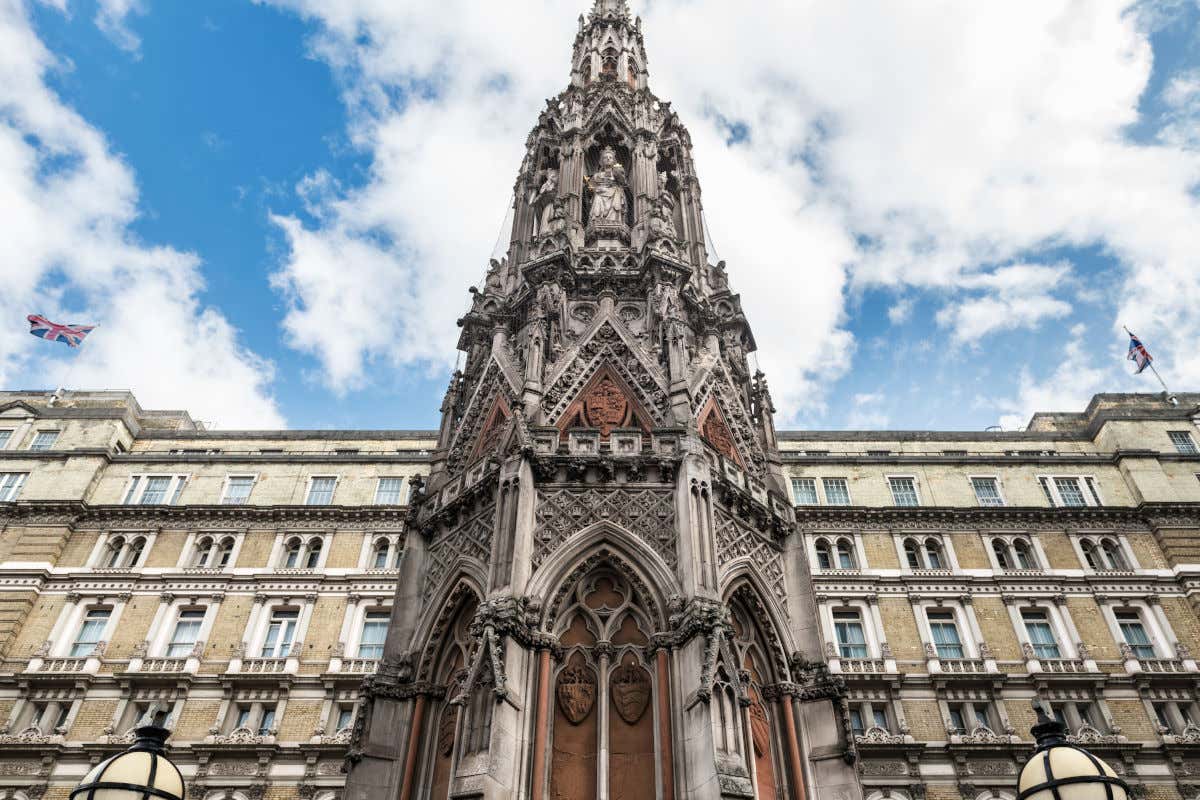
[973,596,1022,662]
[68,699,119,740]
[144,530,187,568]
[277,699,324,741]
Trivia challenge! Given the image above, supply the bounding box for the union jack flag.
[1127,332,1153,375]
[27,315,96,349]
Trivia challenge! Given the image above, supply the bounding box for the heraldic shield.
[556,662,597,725]
[610,663,650,725]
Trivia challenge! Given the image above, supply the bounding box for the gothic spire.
[590,0,631,20]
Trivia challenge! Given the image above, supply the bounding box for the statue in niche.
[529,168,559,237]
[584,146,628,227]
[650,171,681,240]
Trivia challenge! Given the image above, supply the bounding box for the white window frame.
[896,533,957,572]
[1168,430,1198,455]
[0,429,13,450]
[277,534,327,570]
[361,534,403,571]
[1071,534,1138,573]
[181,532,242,570]
[122,474,190,506]
[305,476,339,506]
[0,472,28,502]
[821,477,853,506]
[374,477,405,506]
[220,475,258,506]
[259,608,301,658]
[986,534,1044,572]
[886,475,922,508]
[1038,475,1104,508]
[68,607,113,658]
[1105,603,1169,660]
[969,475,1006,508]
[356,610,391,659]
[819,600,883,661]
[1020,607,1065,660]
[92,532,151,569]
[28,430,61,451]
[809,533,864,572]
[164,608,208,658]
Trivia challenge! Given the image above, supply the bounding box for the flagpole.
[1124,325,1175,403]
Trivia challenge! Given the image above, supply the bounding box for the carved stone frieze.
[714,509,786,609]
[533,487,675,570]
[422,501,495,600]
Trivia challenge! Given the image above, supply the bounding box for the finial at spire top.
[591,0,631,19]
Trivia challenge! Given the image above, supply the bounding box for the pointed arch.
[721,573,793,681]
[527,521,679,631]
[698,395,745,468]
[415,572,486,683]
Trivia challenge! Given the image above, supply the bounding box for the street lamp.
[70,724,185,800]
[1018,702,1130,800]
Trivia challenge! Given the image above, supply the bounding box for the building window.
[1169,431,1198,454]
[1049,702,1104,735]
[30,702,71,734]
[261,610,299,658]
[222,476,255,505]
[925,538,946,569]
[948,702,994,734]
[165,609,205,657]
[258,707,276,736]
[1080,537,1129,571]
[0,430,11,449]
[847,703,891,737]
[888,477,920,507]
[1153,701,1200,735]
[29,430,60,451]
[194,535,237,569]
[1022,610,1062,659]
[306,477,337,506]
[814,539,833,570]
[992,537,1038,571]
[281,536,323,569]
[792,478,818,505]
[334,705,355,733]
[0,473,27,502]
[122,475,188,505]
[102,535,147,569]
[70,608,111,657]
[823,478,851,505]
[836,538,857,569]
[358,610,390,659]
[833,609,869,658]
[1114,609,1156,659]
[372,538,391,569]
[375,477,404,505]
[927,610,964,659]
[1040,476,1103,508]
[971,477,1005,507]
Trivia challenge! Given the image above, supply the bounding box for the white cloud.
[888,296,914,326]
[258,0,1200,422]
[94,0,144,54]
[934,263,1074,344]
[0,1,283,428]
[846,392,890,430]
[997,324,1110,430]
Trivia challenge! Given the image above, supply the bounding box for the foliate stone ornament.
[556,662,597,725]
[611,663,650,724]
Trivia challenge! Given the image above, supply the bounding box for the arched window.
[193,537,214,568]
[304,538,323,569]
[372,539,390,570]
[216,537,235,568]
[127,537,146,567]
[814,539,833,570]
[924,538,945,570]
[1080,539,1101,570]
[1013,539,1035,570]
[992,539,1011,570]
[836,539,857,569]
[601,49,618,80]
[105,536,126,568]
[903,538,922,569]
[282,537,302,568]
[1099,539,1126,570]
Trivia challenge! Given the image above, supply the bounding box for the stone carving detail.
[208,762,259,777]
[470,396,512,463]
[611,663,650,725]
[544,324,668,428]
[1068,725,1120,746]
[714,509,786,608]
[959,726,1004,744]
[859,760,909,776]
[423,502,496,603]
[855,727,905,746]
[970,760,1017,776]
[534,488,675,570]
[693,368,766,474]
[700,400,741,466]
[0,761,42,775]
[749,698,771,756]
[556,662,597,725]
[583,375,630,435]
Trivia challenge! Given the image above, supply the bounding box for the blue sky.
[3,0,1199,432]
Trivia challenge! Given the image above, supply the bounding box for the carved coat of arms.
[610,664,650,725]
[556,663,596,725]
[583,376,629,436]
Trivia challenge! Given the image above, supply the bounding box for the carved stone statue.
[584,146,628,227]
[649,171,681,241]
[529,169,559,237]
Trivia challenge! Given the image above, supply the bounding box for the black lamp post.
[71,725,185,800]
[1018,702,1130,800]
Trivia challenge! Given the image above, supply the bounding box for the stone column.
[397,695,427,800]
[596,642,612,800]
[655,648,676,800]
[529,647,553,800]
[778,692,807,800]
